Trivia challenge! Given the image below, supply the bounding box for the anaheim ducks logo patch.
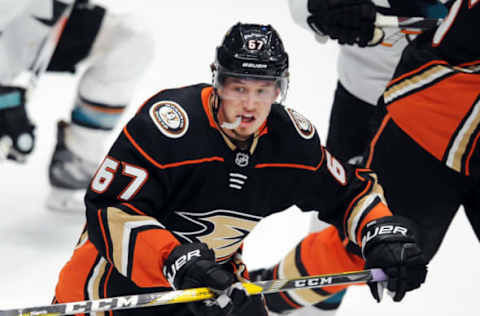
[173,210,262,262]
[286,108,315,139]
[149,101,189,138]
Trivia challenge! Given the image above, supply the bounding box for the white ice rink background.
[1,1,479,315]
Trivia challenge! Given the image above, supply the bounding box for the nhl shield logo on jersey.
[235,152,249,167]
[149,101,189,138]
[286,108,315,140]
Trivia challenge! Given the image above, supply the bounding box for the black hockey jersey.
[55,84,392,305]
[372,0,480,176]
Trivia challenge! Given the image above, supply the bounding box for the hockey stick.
[0,268,386,316]
[375,13,442,29]
[308,12,443,44]
[25,1,75,92]
[0,1,75,162]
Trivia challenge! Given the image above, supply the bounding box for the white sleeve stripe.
[121,220,165,277]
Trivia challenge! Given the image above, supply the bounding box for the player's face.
[217,77,279,140]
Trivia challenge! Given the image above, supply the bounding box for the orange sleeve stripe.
[354,168,372,181]
[123,126,224,169]
[300,227,365,294]
[356,202,393,247]
[122,202,147,216]
[401,30,422,35]
[97,209,112,262]
[387,60,448,87]
[131,229,180,288]
[278,288,302,309]
[465,131,480,176]
[104,265,114,316]
[365,114,391,168]
[55,241,99,306]
[458,60,480,68]
[343,181,372,229]
[279,292,302,309]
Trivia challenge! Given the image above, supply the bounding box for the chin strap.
[220,117,241,129]
[211,91,241,130]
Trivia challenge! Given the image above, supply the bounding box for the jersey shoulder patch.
[149,100,189,138]
[285,107,315,140]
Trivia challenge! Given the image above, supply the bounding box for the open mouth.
[240,114,255,123]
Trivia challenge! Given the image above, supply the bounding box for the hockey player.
[249,0,448,315]
[53,23,427,316]
[251,0,479,315]
[0,0,153,211]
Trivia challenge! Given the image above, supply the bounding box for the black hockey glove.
[0,86,35,163]
[361,216,427,302]
[307,0,379,47]
[163,242,251,316]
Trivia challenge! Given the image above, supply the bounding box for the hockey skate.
[46,120,98,212]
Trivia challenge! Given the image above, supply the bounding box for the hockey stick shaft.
[375,13,442,29]
[0,269,386,316]
[309,13,442,44]
[26,1,75,91]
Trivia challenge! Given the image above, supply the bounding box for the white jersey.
[0,0,76,85]
[337,31,407,105]
[0,0,154,164]
[288,0,413,105]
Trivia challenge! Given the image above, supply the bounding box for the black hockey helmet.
[212,23,289,102]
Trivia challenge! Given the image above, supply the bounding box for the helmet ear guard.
[212,23,290,103]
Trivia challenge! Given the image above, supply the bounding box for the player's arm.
[0,86,35,162]
[299,146,427,302]
[431,0,480,65]
[83,114,181,288]
[288,0,378,46]
[84,97,264,315]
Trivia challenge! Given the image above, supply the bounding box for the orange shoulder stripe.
[123,126,224,169]
[201,86,217,128]
[255,162,322,171]
[255,148,324,171]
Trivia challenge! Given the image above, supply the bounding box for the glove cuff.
[163,242,215,289]
[360,216,418,258]
[0,86,26,110]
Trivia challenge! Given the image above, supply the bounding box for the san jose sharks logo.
[173,210,262,261]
